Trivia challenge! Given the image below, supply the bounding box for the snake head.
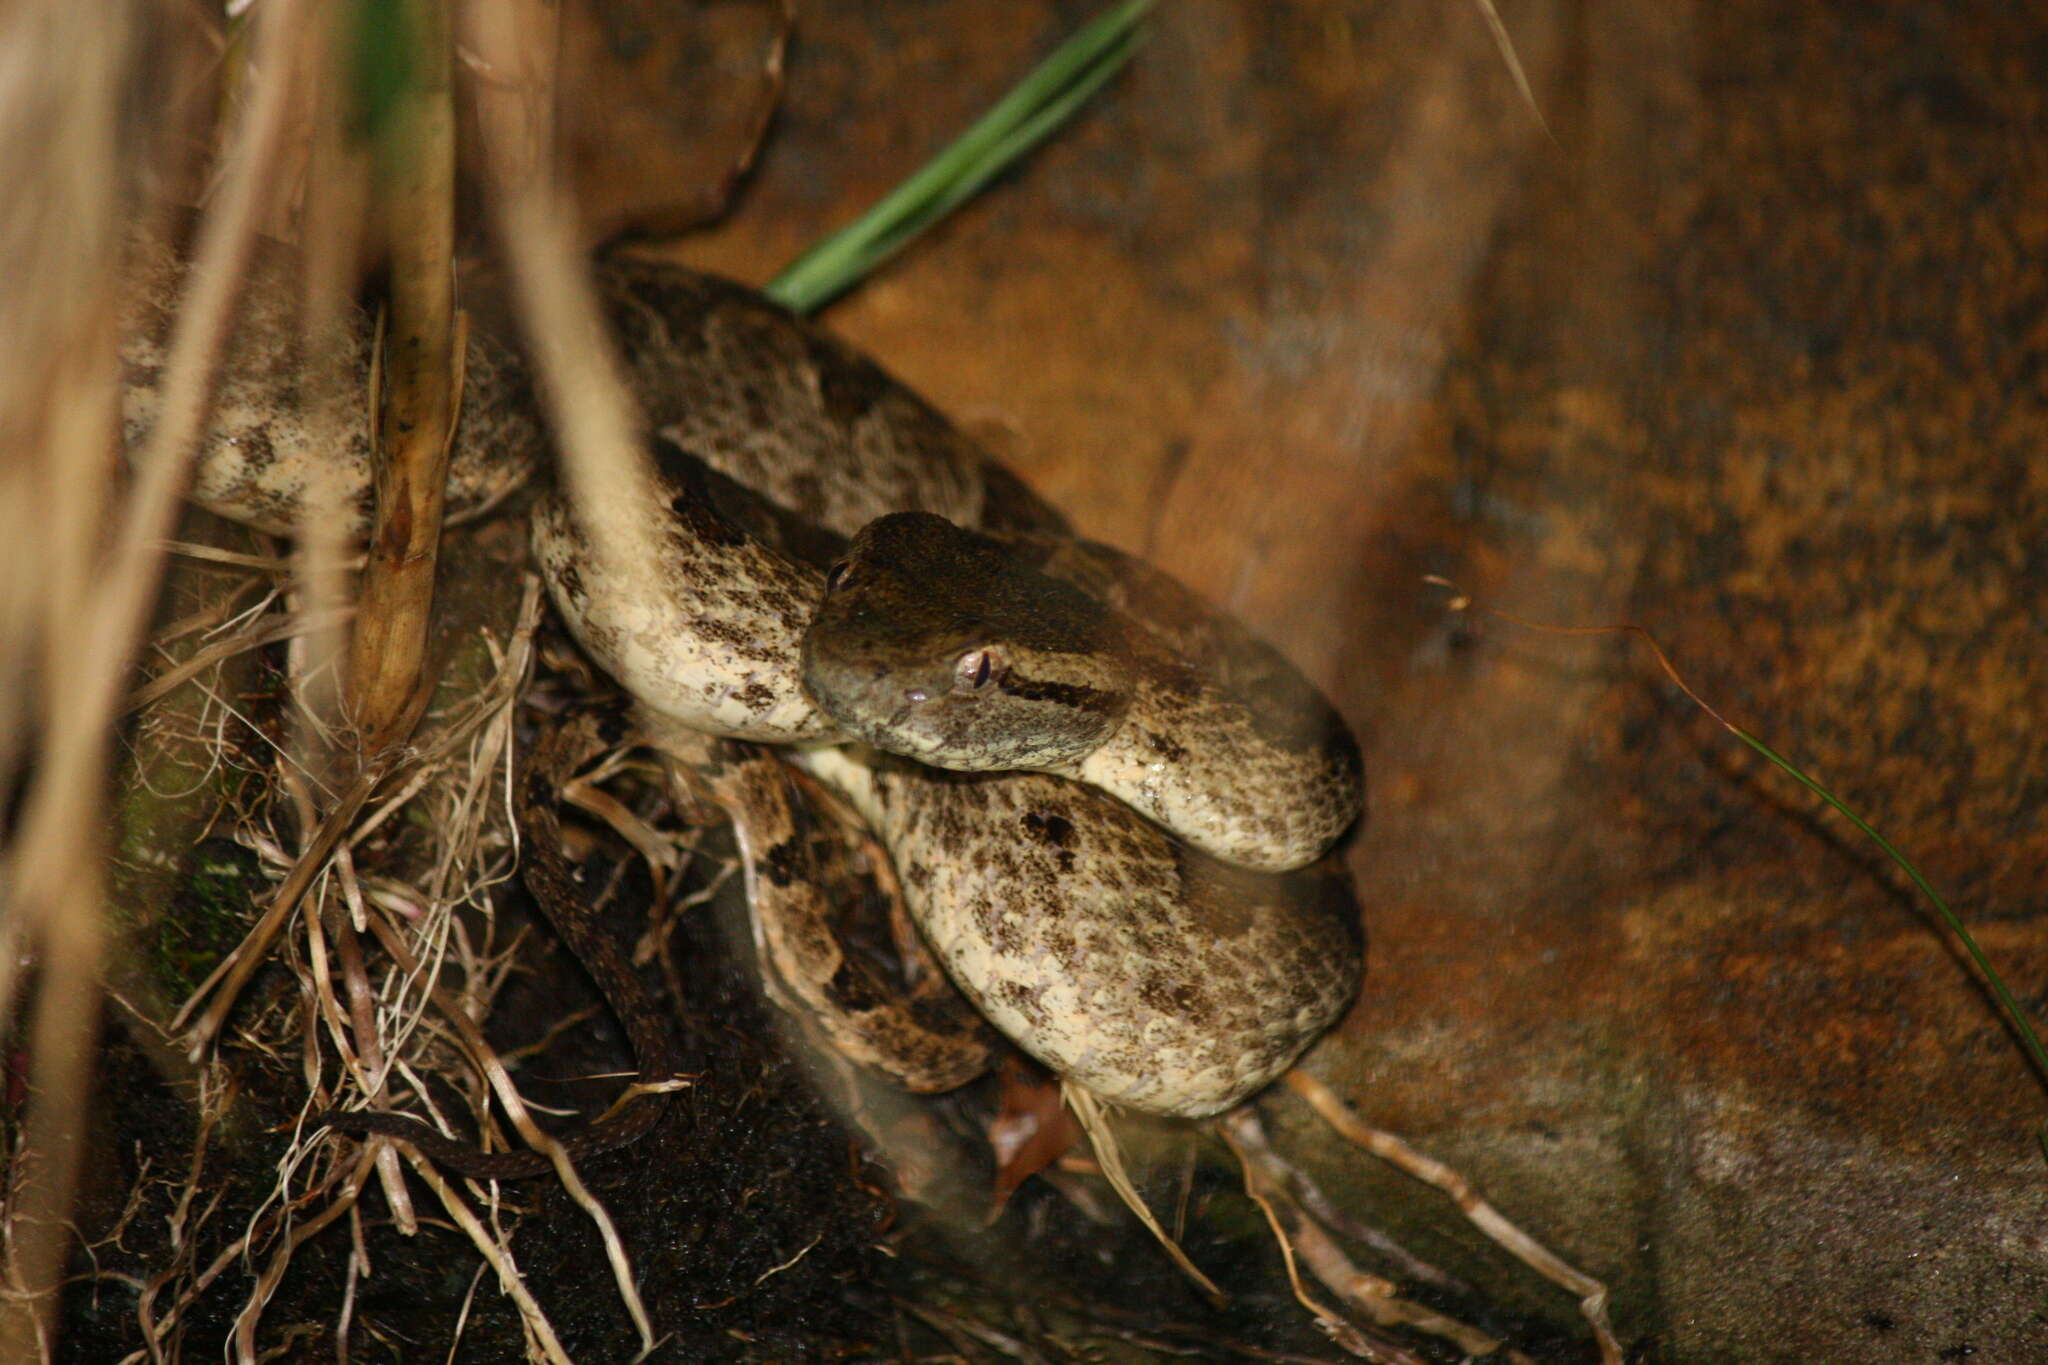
[801,511,1135,772]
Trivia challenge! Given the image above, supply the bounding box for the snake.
[803,510,1364,871]
[124,228,1365,1157]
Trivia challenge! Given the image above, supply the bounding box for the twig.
[229,1150,377,1365]
[1218,1118,1427,1365]
[173,765,378,1053]
[1253,1125,1475,1298]
[352,911,655,1352]
[1472,1,1556,148]
[397,1149,573,1365]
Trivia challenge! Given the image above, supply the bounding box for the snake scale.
[124,228,1365,1165]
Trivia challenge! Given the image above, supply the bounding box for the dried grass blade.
[227,1150,376,1365]
[355,911,655,1352]
[0,2,315,1351]
[1062,1083,1227,1306]
[129,606,355,712]
[1472,0,1555,145]
[1221,1108,1517,1363]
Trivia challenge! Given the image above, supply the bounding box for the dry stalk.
[458,0,669,621]
[122,1125,341,1365]
[353,913,656,1353]
[402,15,685,1348]
[1218,1123,1426,1364]
[1472,0,1555,146]
[172,769,377,1054]
[346,0,462,748]
[0,3,314,1355]
[227,1150,378,1365]
[1246,1119,1474,1298]
[283,4,368,749]
[328,877,420,1229]
[1283,1070,1624,1365]
[157,540,320,574]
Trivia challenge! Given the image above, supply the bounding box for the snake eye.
[823,561,849,592]
[955,648,999,692]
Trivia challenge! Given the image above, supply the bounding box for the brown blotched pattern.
[120,227,543,538]
[646,720,995,1092]
[804,748,1361,1117]
[803,513,1365,871]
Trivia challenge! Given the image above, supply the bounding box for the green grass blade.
[767,0,1153,314]
[833,28,1145,287]
[1724,724,2048,1086]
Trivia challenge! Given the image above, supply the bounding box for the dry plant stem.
[1218,1120,1429,1365]
[1472,0,1555,145]
[460,0,669,611]
[287,9,367,742]
[122,1134,336,1364]
[444,1262,489,1365]
[148,572,271,644]
[1283,1070,1624,1365]
[347,0,461,749]
[0,3,307,1354]
[1255,1127,1474,1298]
[0,0,128,1343]
[564,770,684,880]
[158,540,324,574]
[899,1298,1053,1365]
[1222,1110,1522,1363]
[328,903,419,1233]
[426,19,663,1339]
[229,1150,378,1365]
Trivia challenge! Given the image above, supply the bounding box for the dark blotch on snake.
[1021,811,1077,872]
[807,337,893,427]
[824,958,887,1012]
[998,677,1120,715]
[1138,726,1190,765]
[760,836,807,889]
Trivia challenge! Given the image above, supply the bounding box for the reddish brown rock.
[676,2,2046,1357]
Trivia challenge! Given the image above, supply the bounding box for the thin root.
[1284,1069,1623,1365]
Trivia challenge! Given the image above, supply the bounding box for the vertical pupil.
[973,653,991,687]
